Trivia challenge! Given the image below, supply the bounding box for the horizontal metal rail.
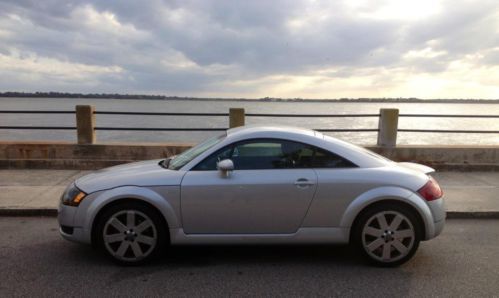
[0,126,75,130]
[0,110,497,135]
[1,127,495,134]
[0,126,229,131]
[0,110,74,114]
[398,129,499,133]
[0,110,379,118]
[96,111,381,117]
[246,113,380,117]
[316,129,379,132]
[94,111,228,116]
[1,110,498,118]
[95,127,228,131]
[0,126,379,132]
[399,114,499,118]
[93,127,379,132]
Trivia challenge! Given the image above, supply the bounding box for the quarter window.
[312,148,356,168]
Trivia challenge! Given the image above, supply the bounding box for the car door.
[180,139,318,234]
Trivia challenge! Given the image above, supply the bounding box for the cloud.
[0,0,498,98]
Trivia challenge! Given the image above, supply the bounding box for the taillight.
[418,176,443,201]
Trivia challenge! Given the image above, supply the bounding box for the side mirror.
[217,159,234,177]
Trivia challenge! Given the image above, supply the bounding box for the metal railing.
[0,109,381,133]
[0,110,76,130]
[1,107,498,147]
[396,113,499,134]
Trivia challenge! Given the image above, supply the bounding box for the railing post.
[377,108,399,147]
[76,105,96,144]
[229,108,245,128]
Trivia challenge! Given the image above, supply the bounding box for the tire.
[352,203,422,267]
[95,201,168,265]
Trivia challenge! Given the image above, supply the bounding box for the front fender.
[339,186,435,240]
[74,186,180,241]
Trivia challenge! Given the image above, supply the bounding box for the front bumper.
[57,203,91,244]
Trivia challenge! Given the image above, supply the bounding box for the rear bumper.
[424,197,446,240]
[432,218,445,238]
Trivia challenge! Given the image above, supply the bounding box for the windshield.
[167,134,226,170]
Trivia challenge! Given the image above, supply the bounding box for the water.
[1,97,498,145]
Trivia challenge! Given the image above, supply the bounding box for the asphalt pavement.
[0,217,498,297]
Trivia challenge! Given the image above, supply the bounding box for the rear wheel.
[353,204,422,267]
[96,202,167,265]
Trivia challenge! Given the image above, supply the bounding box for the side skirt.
[169,227,350,245]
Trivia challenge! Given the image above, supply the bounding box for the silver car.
[58,126,445,266]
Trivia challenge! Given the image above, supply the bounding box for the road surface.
[0,217,498,297]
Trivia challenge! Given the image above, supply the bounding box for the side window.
[192,139,313,170]
[312,148,357,168]
[192,139,357,171]
[232,140,316,170]
[232,141,285,169]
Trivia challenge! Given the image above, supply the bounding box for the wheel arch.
[82,186,179,245]
[340,186,434,240]
[348,199,426,243]
[90,197,171,246]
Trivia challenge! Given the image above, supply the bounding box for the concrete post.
[76,105,96,144]
[229,108,245,128]
[377,108,399,147]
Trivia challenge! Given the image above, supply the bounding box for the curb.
[0,208,58,217]
[446,211,499,219]
[1,209,499,219]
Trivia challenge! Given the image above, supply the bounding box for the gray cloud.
[0,0,498,97]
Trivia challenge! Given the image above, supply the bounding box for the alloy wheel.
[361,211,416,263]
[102,210,157,262]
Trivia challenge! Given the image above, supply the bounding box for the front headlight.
[61,183,87,206]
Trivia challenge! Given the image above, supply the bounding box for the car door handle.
[294,179,315,187]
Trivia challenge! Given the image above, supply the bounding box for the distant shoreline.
[1,92,498,104]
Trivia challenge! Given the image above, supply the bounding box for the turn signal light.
[418,176,443,201]
[61,183,87,206]
[73,192,86,204]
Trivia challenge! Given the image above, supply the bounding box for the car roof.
[227,125,322,139]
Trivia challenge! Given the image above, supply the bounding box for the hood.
[75,159,185,193]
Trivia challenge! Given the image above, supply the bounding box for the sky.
[0,0,498,99]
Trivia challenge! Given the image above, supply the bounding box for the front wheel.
[96,202,167,265]
[353,204,422,267]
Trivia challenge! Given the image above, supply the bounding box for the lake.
[1,97,498,145]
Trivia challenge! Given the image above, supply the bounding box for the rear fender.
[339,186,435,239]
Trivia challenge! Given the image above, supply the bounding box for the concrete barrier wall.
[1,141,498,170]
[370,145,498,171]
[0,141,193,169]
